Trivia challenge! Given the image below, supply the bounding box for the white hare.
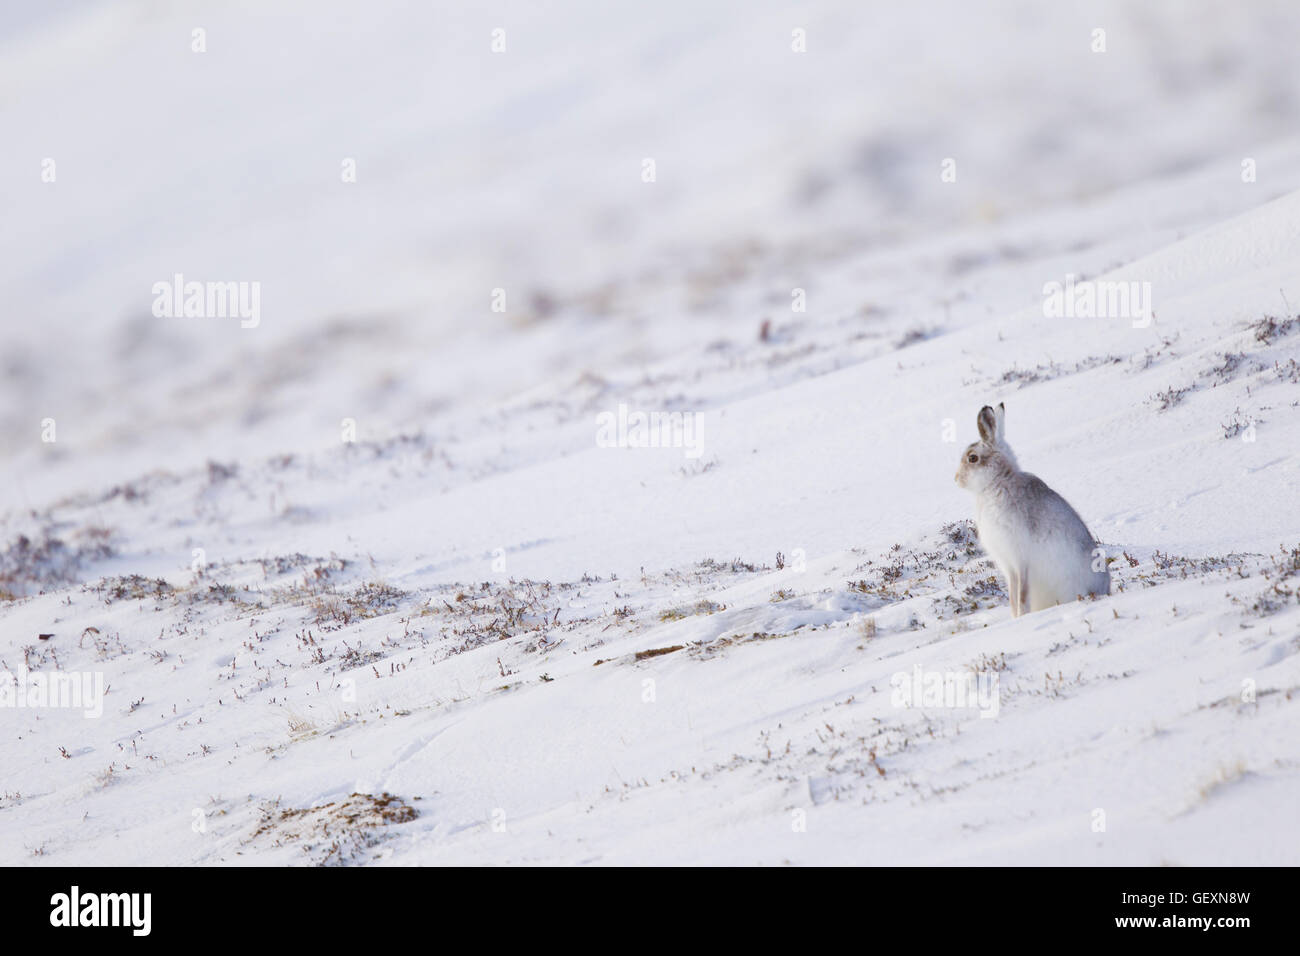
[954,403,1109,616]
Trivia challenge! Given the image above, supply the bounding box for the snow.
[1,0,1298,865]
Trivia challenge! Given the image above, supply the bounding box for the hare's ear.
[977,405,997,443]
[993,402,1007,442]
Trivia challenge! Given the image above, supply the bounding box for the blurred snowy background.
[2,1,1299,865]
[3,0,1300,506]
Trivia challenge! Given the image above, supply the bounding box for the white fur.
[955,404,1109,616]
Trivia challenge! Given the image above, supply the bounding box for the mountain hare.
[955,403,1109,616]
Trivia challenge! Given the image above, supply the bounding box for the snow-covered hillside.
[1,1,1298,865]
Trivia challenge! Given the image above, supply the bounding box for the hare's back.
[1014,472,1097,547]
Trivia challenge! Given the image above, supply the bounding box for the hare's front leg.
[1018,567,1030,616]
[1007,567,1021,617]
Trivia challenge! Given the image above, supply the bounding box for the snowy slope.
[1,1,1299,865]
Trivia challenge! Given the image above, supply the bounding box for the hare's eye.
[967,453,978,464]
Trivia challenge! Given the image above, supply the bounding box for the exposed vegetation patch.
[0,525,115,597]
[257,553,346,579]
[1203,350,1254,385]
[89,574,258,611]
[101,574,175,603]
[659,599,725,622]
[422,580,570,659]
[1149,313,1300,410]
[933,575,1008,618]
[698,556,769,574]
[243,791,418,866]
[1121,549,1254,584]
[1153,384,1192,411]
[1220,408,1261,439]
[1251,313,1300,345]
[849,522,986,610]
[635,645,685,660]
[996,354,1122,388]
[895,326,939,350]
[691,629,796,661]
[310,581,411,627]
[1238,544,1300,616]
